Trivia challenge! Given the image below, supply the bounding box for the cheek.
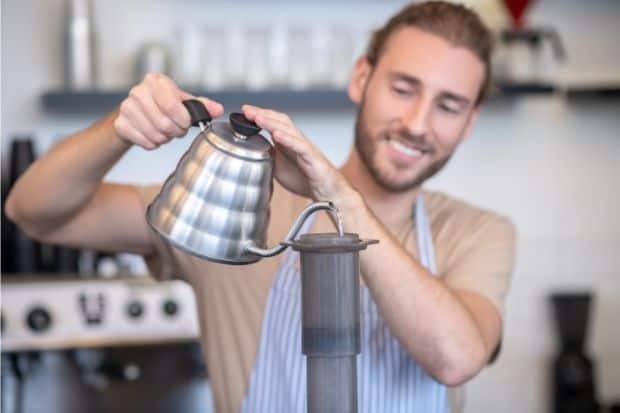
[359,104,390,145]
[363,77,408,125]
[430,113,472,152]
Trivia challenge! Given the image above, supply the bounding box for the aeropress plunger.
[284,233,377,413]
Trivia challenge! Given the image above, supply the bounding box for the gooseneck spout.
[243,201,337,258]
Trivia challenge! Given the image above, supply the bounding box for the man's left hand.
[242,104,355,206]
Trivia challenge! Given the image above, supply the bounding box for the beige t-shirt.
[135,182,516,413]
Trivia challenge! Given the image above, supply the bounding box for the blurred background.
[1,0,619,412]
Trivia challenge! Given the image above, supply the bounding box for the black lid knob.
[182,99,212,127]
[230,113,261,137]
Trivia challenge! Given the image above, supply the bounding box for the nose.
[402,95,433,137]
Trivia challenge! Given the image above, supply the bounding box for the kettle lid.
[205,113,273,161]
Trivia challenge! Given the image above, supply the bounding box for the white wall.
[437,97,620,412]
[2,1,620,412]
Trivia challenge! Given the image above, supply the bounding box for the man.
[5,2,515,412]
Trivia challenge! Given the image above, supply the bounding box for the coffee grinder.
[549,292,599,413]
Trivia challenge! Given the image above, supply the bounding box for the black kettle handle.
[182,99,212,127]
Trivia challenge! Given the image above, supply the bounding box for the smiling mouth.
[385,131,434,159]
[388,139,423,158]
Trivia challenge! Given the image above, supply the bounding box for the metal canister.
[63,0,98,90]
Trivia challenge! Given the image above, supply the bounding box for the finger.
[129,87,186,138]
[175,90,225,127]
[271,132,299,163]
[241,104,261,120]
[273,130,329,175]
[145,75,224,128]
[143,74,191,129]
[192,95,225,119]
[242,104,290,125]
[114,116,157,150]
[120,99,169,145]
[271,129,313,159]
[254,113,298,137]
[241,105,298,136]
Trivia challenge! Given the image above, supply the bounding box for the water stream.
[329,207,345,237]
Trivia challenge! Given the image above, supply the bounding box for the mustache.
[387,129,436,154]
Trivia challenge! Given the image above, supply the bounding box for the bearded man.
[6,2,516,412]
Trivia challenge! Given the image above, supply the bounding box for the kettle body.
[146,101,337,265]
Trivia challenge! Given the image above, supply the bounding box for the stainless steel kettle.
[146,99,338,265]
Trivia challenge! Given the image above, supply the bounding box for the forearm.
[238,103,495,385]
[5,109,131,233]
[337,191,488,385]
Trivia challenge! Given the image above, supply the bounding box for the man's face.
[349,26,484,192]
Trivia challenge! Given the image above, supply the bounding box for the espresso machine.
[1,137,211,413]
[1,276,209,413]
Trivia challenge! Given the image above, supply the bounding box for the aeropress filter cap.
[282,233,378,252]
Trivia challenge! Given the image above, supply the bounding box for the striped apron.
[241,196,448,413]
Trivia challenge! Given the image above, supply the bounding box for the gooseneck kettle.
[146,100,337,265]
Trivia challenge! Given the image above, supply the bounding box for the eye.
[393,88,411,96]
[437,100,463,114]
[391,84,413,97]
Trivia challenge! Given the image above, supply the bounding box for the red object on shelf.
[503,0,534,28]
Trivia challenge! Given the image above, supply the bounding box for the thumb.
[177,90,225,119]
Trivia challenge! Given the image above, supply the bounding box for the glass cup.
[268,22,289,88]
[176,25,204,88]
[244,25,272,90]
[328,25,355,88]
[287,25,314,90]
[225,25,247,89]
[201,25,227,91]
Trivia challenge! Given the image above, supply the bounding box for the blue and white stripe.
[241,196,448,413]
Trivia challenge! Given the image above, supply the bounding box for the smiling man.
[6,2,516,413]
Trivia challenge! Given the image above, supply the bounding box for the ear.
[347,57,373,105]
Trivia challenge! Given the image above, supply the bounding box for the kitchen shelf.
[40,83,620,113]
[41,88,354,113]
[494,82,556,95]
[565,85,620,101]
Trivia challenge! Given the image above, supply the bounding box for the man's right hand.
[114,73,224,150]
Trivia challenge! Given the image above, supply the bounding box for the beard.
[354,102,452,193]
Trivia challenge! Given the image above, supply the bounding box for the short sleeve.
[134,184,181,281]
[442,214,517,316]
